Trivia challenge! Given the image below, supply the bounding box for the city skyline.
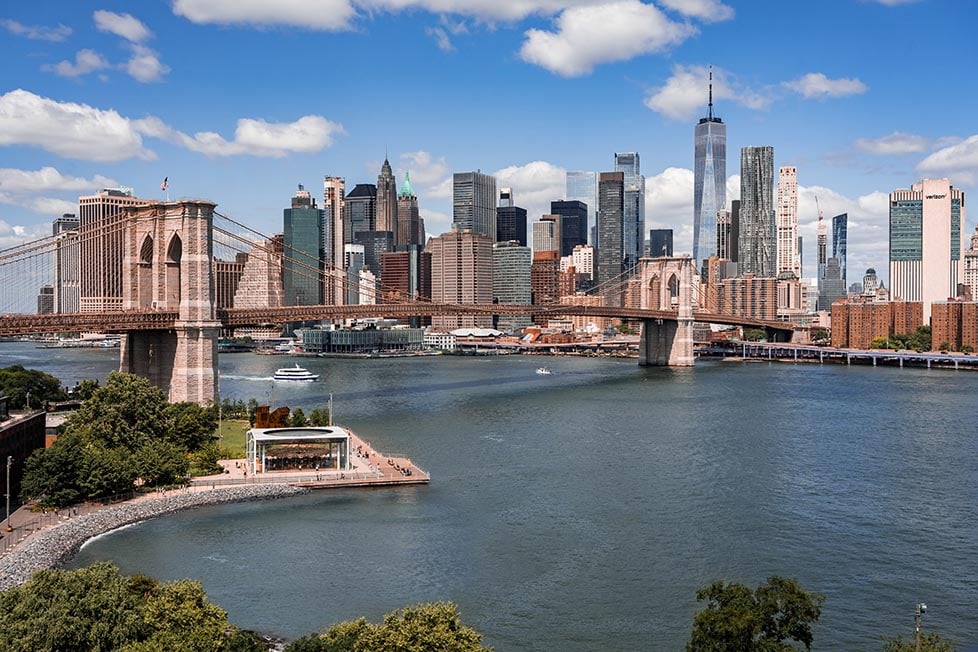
[2,2,978,287]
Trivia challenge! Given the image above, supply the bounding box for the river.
[4,343,976,650]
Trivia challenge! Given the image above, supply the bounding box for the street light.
[5,456,12,532]
[915,602,927,652]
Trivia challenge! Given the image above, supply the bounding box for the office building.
[496,188,528,246]
[453,171,496,239]
[533,215,559,253]
[283,185,325,306]
[566,171,598,244]
[396,172,424,247]
[818,257,847,310]
[376,157,398,235]
[78,188,154,313]
[615,152,646,269]
[344,244,366,305]
[963,225,978,298]
[354,230,395,280]
[776,166,800,278]
[381,245,431,303]
[862,268,879,295]
[650,229,674,257]
[344,183,377,244]
[738,146,776,278]
[37,285,54,314]
[693,71,726,266]
[889,178,966,322]
[597,171,625,303]
[550,200,588,256]
[53,213,80,313]
[428,229,494,329]
[832,213,848,288]
[214,253,247,309]
[492,241,532,332]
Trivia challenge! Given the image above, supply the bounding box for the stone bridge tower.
[120,200,220,405]
[637,256,695,366]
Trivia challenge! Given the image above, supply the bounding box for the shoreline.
[0,484,307,592]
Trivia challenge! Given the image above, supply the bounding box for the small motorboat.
[273,364,320,382]
[536,367,552,375]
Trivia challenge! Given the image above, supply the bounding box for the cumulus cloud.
[93,10,152,42]
[173,0,358,31]
[134,114,345,158]
[126,45,170,82]
[43,49,111,78]
[520,1,695,77]
[1,19,72,41]
[494,160,567,227]
[855,132,931,156]
[0,167,117,193]
[398,151,450,185]
[917,134,978,185]
[0,89,152,162]
[645,64,772,121]
[783,72,867,99]
[645,166,695,255]
[658,0,733,22]
[0,195,80,217]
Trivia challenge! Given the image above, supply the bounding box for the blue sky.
[2,0,977,285]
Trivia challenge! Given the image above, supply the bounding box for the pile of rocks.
[0,484,307,591]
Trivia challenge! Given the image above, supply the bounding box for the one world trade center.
[693,68,726,269]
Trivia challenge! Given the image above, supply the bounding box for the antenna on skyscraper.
[708,65,714,120]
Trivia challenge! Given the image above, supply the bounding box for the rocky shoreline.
[0,484,308,592]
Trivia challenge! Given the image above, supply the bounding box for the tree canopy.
[687,576,824,651]
[882,632,957,652]
[0,364,67,409]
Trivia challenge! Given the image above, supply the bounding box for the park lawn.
[216,419,249,458]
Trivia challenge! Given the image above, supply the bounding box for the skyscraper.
[283,185,325,306]
[492,241,532,332]
[375,157,398,236]
[832,213,848,288]
[532,215,559,253]
[597,171,624,304]
[453,171,496,239]
[396,172,423,246]
[776,166,800,278]
[738,146,775,278]
[428,229,493,330]
[496,188,528,245]
[344,183,377,243]
[693,70,726,266]
[323,176,345,304]
[650,229,674,257]
[615,152,645,269]
[889,178,965,321]
[550,200,588,256]
[566,171,598,244]
[53,213,79,313]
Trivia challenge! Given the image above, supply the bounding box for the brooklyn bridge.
[0,199,796,404]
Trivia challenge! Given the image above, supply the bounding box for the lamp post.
[5,456,12,532]
[915,602,927,652]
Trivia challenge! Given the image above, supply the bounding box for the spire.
[708,65,714,120]
[400,171,415,198]
[381,155,393,177]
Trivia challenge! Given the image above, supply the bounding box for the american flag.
[160,176,168,191]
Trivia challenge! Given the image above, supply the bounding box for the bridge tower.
[637,256,695,366]
[119,200,220,405]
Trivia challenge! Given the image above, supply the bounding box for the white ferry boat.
[273,364,320,382]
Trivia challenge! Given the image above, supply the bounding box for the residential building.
[283,185,325,306]
[889,178,965,322]
[597,171,625,304]
[344,244,366,305]
[716,274,777,321]
[492,241,532,332]
[428,229,493,329]
[214,253,247,309]
[550,200,588,256]
[615,152,645,269]
[693,71,726,266]
[831,300,924,349]
[323,175,346,304]
[453,171,496,239]
[833,213,848,288]
[650,229,673,257]
[560,293,609,332]
[932,301,978,352]
[776,166,800,278]
[571,244,594,281]
[496,188,528,246]
[738,146,775,278]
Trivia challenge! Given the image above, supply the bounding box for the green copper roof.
[399,171,414,198]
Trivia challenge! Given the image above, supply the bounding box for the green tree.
[309,408,331,427]
[962,344,975,354]
[247,398,259,426]
[190,441,226,476]
[743,329,767,342]
[134,440,190,486]
[810,328,829,343]
[0,364,67,409]
[165,401,218,451]
[871,337,890,349]
[79,444,137,499]
[71,378,101,400]
[687,576,824,651]
[20,431,85,506]
[127,579,230,652]
[290,407,309,427]
[68,372,169,451]
[938,341,951,353]
[882,632,957,652]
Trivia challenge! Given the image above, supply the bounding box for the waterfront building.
[650,229,674,257]
[777,166,800,278]
[566,171,598,244]
[597,171,625,304]
[693,71,726,266]
[428,228,493,329]
[961,225,978,299]
[453,171,497,239]
[323,176,346,304]
[214,253,247,309]
[889,178,965,322]
[496,188,528,246]
[53,213,80,313]
[344,183,377,244]
[716,274,777,321]
[78,188,154,313]
[550,200,588,256]
[831,300,924,349]
[615,152,646,269]
[833,213,848,288]
[738,147,776,278]
[423,331,457,350]
[396,172,423,247]
[233,237,284,309]
[376,158,398,236]
[492,241,532,333]
[283,185,325,306]
[932,301,978,352]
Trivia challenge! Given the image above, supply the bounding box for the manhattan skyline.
[1,1,977,287]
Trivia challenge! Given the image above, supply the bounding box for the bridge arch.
[166,233,182,306]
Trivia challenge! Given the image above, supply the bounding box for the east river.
[3,342,977,650]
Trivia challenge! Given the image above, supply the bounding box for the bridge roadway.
[0,303,795,337]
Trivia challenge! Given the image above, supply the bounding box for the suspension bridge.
[0,199,796,404]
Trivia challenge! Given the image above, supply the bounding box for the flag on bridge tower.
[160,176,168,191]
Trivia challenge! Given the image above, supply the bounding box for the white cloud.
[917,134,978,185]
[658,0,733,22]
[520,1,695,77]
[418,208,450,240]
[645,64,772,121]
[645,166,695,255]
[126,45,170,82]
[0,89,153,162]
[855,132,931,156]
[426,176,454,199]
[173,0,358,31]
[425,26,455,51]
[135,114,345,158]
[0,219,49,252]
[398,151,450,185]
[783,72,867,99]
[93,10,152,42]
[0,167,117,193]
[1,19,72,41]
[873,0,920,5]
[43,49,111,78]
[493,160,567,224]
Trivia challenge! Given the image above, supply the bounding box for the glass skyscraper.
[566,171,598,244]
[614,152,645,271]
[453,171,497,239]
[832,213,848,288]
[597,171,624,304]
[550,200,588,256]
[693,77,726,267]
[283,185,325,306]
[738,146,776,278]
